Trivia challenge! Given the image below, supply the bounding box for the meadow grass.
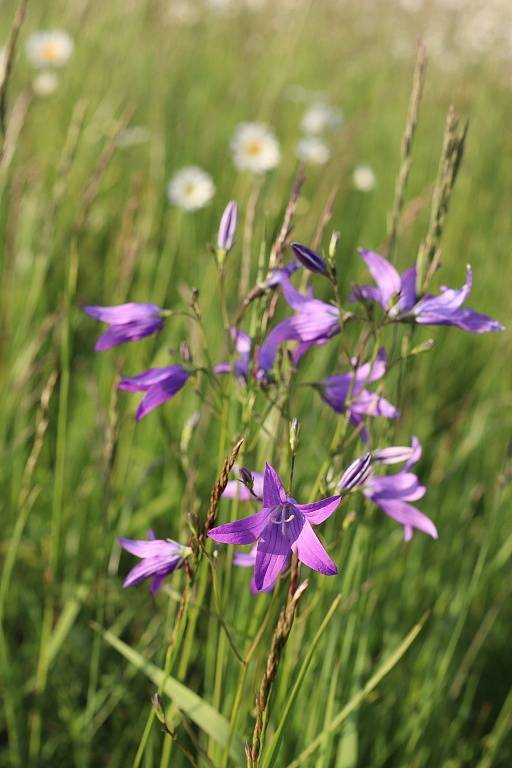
[0,1,511,766]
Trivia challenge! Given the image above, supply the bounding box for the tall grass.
[0,1,511,766]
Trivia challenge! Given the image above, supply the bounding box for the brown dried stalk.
[0,0,29,143]
[416,105,468,294]
[386,40,427,264]
[247,560,307,767]
[196,437,245,553]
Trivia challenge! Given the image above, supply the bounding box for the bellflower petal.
[119,365,187,392]
[415,306,504,333]
[263,463,287,506]
[255,522,294,591]
[359,249,401,307]
[95,318,163,351]
[296,495,341,524]
[398,267,417,313]
[351,284,383,305]
[367,473,426,502]
[84,303,161,324]
[350,389,399,419]
[293,520,337,575]
[208,507,271,544]
[375,498,438,540]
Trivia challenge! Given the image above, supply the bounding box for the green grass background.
[1,0,511,766]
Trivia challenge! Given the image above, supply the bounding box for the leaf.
[94,623,244,765]
[284,612,429,768]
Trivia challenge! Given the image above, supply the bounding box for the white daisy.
[231,122,280,173]
[33,71,59,97]
[296,137,330,165]
[353,164,376,192]
[26,30,74,68]
[301,102,343,135]
[167,166,215,211]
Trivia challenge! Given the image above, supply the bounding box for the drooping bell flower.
[84,303,165,351]
[258,274,340,377]
[118,365,190,421]
[118,530,191,593]
[352,249,504,333]
[315,348,398,442]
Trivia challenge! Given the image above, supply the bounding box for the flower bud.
[179,341,193,363]
[217,200,238,253]
[152,693,166,724]
[239,467,254,489]
[290,242,326,274]
[339,453,372,491]
[289,418,301,454]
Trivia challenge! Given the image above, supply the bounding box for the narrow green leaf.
[262,594,342,768]
[93,623,244,765]
[285,612,429,768]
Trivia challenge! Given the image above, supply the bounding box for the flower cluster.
[84,188,503,597]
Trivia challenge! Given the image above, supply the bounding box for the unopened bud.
[180,341,193,363]
[152,693,166,724]
[289,418,301,454]
[290,242,326,275]
[239,467,254,489]
[217,200,238,255]
[328,231,340,263]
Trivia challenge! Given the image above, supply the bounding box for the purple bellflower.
[84,303,165,351]
[118,530,191,593]
[291,242,326,274]
[214,329,251,381]
[217,200,238,252]
[315,348,398,442]
[258,274,340,377]
[118,364,190,421]
[346,437,438,541]
[209,463,340,592]
[352,249,504,333]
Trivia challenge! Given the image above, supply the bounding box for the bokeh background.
[1,0,511,766]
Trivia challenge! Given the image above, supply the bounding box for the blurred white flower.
[231,122,280,173]
[296,136,330,165]
[353,164,376,192]
[167,0,200,24]
[116,126,150,149]
[167,166,215,211]
[33,70,59,96]
[301,102,343,134]
[26,30,74,68]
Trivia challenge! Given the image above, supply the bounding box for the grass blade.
[284,612,429,768]
[93,622,245,765]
